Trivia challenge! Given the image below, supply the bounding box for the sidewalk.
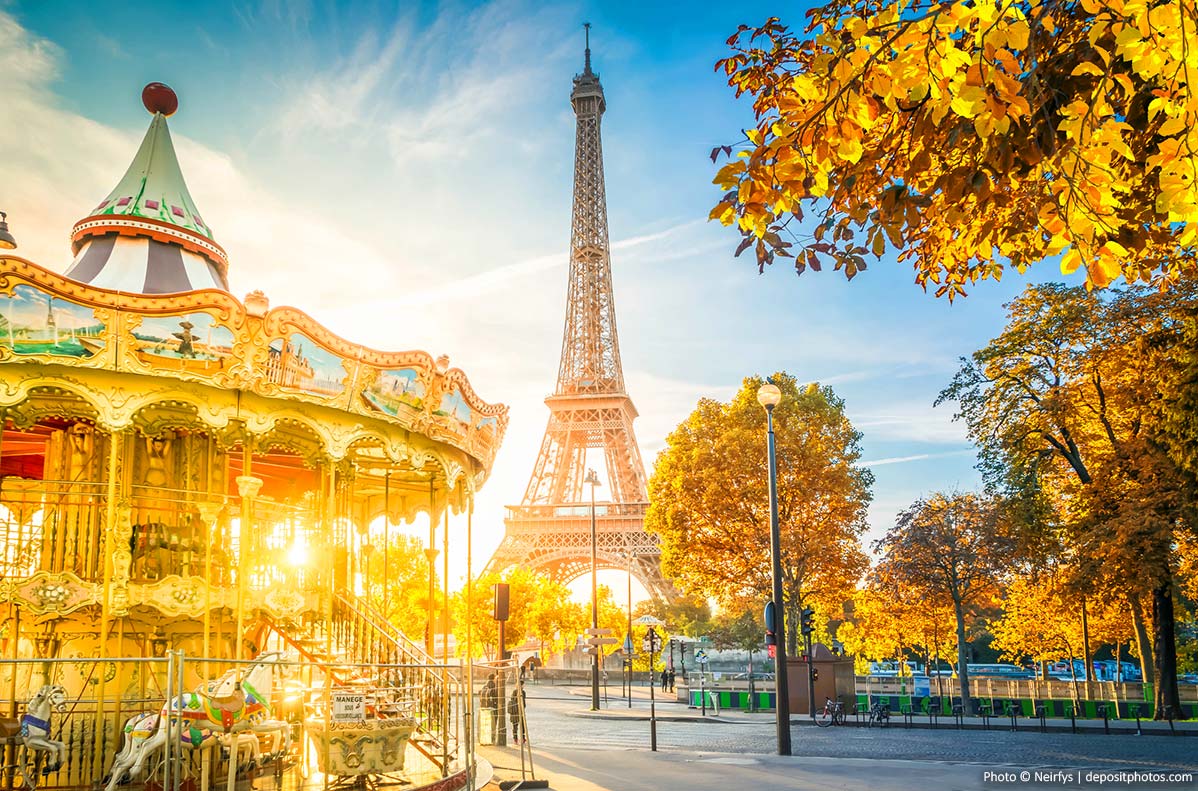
[475,744,1197,791]
[563,686,1198,736]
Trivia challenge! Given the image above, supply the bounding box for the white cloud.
[859,449,975,467]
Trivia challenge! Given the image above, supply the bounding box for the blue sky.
[0,1,1072,601]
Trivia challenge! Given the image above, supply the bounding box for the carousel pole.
[322,461,337,791]
[441,488,451,775]
[465,492,474,781]
[235,436,260,662]
[93,428,122,778]
[425,479,437,655]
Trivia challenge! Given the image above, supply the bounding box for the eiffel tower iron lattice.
[484,33,675,601]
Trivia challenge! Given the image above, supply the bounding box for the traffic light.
[811,667,820,682]
[764,629,776,646]
[800,607,815,635]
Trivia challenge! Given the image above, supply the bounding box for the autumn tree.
[838,580,957,680]
[363,534,435,643]
[711,3,1198,297]
[645,373,872,655]
[451,568,583,660]
[939,282,1197,715]
[874,492,1013,715]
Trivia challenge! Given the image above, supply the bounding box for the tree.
[710,4,1198,298]
[939,282,1197,715]
[645,373,872,655]
[451,568,584,660]
[363,534,434,643]
[991,570,1131,697]
[874,492,1013,715]
[838,581,957,679]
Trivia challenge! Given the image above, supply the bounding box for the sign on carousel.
[331,692,366,722]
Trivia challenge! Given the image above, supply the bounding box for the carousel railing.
[0,477,324,592]
[260,592,461,774]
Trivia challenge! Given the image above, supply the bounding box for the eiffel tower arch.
[484,34,675,602]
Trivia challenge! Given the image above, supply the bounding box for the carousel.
[0,83,506,790]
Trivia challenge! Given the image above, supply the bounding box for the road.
[474,684,1198,790]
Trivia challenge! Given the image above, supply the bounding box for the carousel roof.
[64,83,230,294]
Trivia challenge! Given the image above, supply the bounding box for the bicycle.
[868,700,890,727]
[814,696,846,727]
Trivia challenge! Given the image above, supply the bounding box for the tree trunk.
[953,599,972,715]
[1129,595,1154,685]
[1151,580,1183,720]
[1081,596,1094,701]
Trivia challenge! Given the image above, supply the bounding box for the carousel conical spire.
[65,83,230,294]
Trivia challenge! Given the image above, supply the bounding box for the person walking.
[668,668,676,692]
[480,675,499,744]
[509,684,527,744]
[660,668,668,691]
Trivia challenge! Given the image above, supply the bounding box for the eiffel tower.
[484,29,673,601]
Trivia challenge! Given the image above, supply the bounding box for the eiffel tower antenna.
[583,22,592,72]
[484,32,675,601]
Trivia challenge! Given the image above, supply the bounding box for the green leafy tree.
[645,372,872,655]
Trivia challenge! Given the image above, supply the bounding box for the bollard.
[1165,705,1176,736]
[953,702,963,730]
[1008,701,1017,732]
[1100,704,1110,735]
[1037,704,1046,733]
[1069,703,1077,734]
[1131,703,1141,736]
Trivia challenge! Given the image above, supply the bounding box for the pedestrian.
[480,675,498,744]
[668,668,676,692]
[509,684,527,744]
[660,668,668,691]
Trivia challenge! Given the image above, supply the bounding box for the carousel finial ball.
[142,83,178,116]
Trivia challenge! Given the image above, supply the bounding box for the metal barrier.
[0,650,471,791]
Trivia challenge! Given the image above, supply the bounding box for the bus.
[965,663,1035,679]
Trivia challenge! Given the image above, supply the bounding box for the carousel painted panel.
[363,367,426,416]
[265,332,348,398]
[0,284,107,361]
[127,310,235,376]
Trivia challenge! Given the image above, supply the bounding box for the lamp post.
[585,468,602,711]
[757,380,791,756]
[625,550,636,708]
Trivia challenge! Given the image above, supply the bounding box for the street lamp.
[0,213,16,251]
[757,379,791,756]
[585,468,602,711]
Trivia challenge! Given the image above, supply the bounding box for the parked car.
[1178,674,1198,685]
[730,672,774,681]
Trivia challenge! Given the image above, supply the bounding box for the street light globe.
[756,382,782,409]
[584,468,602,487]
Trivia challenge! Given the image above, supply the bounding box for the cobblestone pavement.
[517,685,1198,774]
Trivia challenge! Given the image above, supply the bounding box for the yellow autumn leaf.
[950,85,988,118]
[1070,62,1104,77]
[1060,247,1083,275]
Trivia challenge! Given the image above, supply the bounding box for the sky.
[0,1,1073,606]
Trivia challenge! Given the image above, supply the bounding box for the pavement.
[472,684,1198,790]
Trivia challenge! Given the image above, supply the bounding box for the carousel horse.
[0,684,69,789]
[105,711,262,791]
[104,652,291,791]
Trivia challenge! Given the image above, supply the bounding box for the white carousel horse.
[104,652,291,791]
[105,711,261,791]
[0,684,69,789]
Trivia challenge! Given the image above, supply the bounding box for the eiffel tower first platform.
[484,32,674,601]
